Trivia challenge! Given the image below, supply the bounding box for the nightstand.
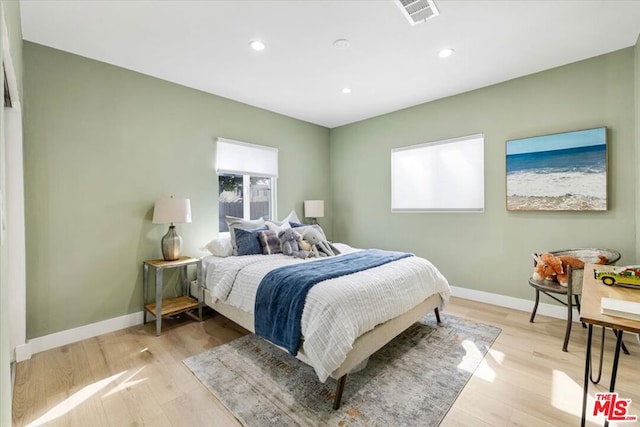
[143,256,203,336]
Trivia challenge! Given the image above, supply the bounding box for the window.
[391,134,484,212]
[216,138,278,232]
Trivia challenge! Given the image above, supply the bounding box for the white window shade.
[391,134,484,212]
[216,137,278,177]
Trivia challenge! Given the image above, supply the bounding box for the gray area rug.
[184,314,501,426]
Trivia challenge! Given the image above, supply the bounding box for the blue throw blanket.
[254,249,414,355]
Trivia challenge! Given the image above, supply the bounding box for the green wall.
[23,42,331,338]
[635,35,640,259]
[330,48,637,300]
[20,37,640,336]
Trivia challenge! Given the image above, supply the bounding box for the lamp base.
[161,225,182,261]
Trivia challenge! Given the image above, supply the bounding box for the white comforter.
[202,244,451,381]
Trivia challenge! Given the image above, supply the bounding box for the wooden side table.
[143,256,203,336]
[580,263,640,426]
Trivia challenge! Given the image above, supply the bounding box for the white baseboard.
[14,343,32,362]
[16,311,144,362]
[450,285,579,322]
[15,287,577,362]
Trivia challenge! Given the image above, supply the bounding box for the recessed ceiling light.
[438,48,454,58]
[333,38,350,49]
[249,40,265,51]
[341,87,352,94]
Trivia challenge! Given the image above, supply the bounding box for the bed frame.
[197,284,443,409]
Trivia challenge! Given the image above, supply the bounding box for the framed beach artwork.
[506,127,607,211]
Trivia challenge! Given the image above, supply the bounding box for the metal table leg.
[143,262,149,324]
[581,324,593,427]
[155,267,163,336]
[529,289,540,323]
[180,265,187,295]
[582,327,626,427]
[563,289,573,352]
[604,331,624,427]
[197,259,203,321]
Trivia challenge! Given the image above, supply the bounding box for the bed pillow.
[235,226,268,256]
[257,230,282,255]
[202,236,233,257]
[226,216,266,255]
[267,210,301,227]
[265,220,291,234]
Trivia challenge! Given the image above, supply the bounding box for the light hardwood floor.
[12,297,640,426]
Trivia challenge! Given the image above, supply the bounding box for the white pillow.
[202,236,233,257]
[265,220,291,234]
[268,210,301,226]
[283,210,301,224]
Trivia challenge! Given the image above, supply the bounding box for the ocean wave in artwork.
[506,130,606,210]
[507,170,606,210]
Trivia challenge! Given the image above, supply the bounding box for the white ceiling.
[20,0,640,128]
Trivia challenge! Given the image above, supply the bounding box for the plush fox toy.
[532,252,607,287]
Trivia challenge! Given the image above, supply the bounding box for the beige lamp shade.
[304,200,324,219]
[152,197,191,261]
[152,197,192,224]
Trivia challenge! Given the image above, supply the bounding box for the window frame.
[216,138,278,232]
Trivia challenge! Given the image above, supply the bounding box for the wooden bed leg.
[434,307,441,323]
[333,374,347,410]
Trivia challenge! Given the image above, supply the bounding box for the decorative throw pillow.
[257,230,282,255]
[234,226,268,256]
[226,216,266,255]
[202,236,233,257]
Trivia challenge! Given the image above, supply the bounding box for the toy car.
[594,266,640,288]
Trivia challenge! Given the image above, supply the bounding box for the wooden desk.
[580,264,640,426]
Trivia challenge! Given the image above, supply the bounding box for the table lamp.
[304,200,324,225]
[152,196,192,261]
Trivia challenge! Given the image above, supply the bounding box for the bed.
[195,220,451,409]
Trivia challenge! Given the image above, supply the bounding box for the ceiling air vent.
[395,0,440,25]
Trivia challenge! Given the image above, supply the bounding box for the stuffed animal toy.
[532,252,607,286]
[298,238,312,252]
[277,228,309,259]
[301,227,338,258]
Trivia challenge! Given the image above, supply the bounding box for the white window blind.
[216,137,279,177]
[391,134,484,212]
